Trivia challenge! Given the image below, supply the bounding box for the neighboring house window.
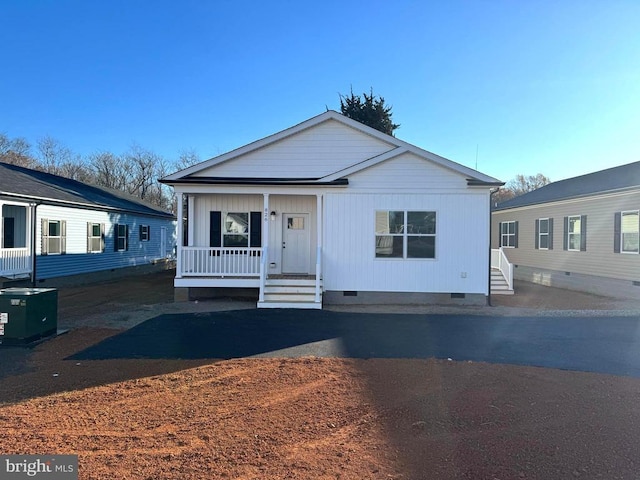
[535,218,553,250]
[140,225,150,242]
[375,210,436,259]
[87,223,105,253]
[114,224,128,251]
[209,211,262,248]
[564,215,587,251]
[615,210,639,254]
[499,221,518,248]
[41,219,66,255]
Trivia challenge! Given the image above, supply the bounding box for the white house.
[161,111,503,309]
[0,162,176,286]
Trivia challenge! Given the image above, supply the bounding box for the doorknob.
[282,241,286,249]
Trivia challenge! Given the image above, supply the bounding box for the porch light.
[270,211,277,221]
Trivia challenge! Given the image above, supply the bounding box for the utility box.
[0,288,58,345]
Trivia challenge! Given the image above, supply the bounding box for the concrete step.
[263,292,318,302]
[257,300,322,309]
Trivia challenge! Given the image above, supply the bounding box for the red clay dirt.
[1,272,640,479]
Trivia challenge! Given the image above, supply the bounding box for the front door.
[282,213,310,274]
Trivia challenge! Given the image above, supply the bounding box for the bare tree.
[495,173,551,205]
[0,133,36,168]
[89,151,129,191]
[37,136,78,175]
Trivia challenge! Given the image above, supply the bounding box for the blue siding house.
[0,162,176,285]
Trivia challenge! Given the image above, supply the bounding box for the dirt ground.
[1,271,640,479]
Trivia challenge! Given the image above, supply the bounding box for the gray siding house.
[491,161,640,299]
[0,162,176,286]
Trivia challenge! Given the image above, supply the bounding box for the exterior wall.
[193,119,394,179]
[323,191,490,294]
[348,152,468,191]
[491,190,640,284]
[35,204,176,280]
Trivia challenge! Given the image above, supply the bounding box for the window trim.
[538,218,550,250]
[41,218,66,255]
[87,222,105,253]
[115,224,128,252]
[210,211,262,249]
[567,215,582,252]
[140,224,150,242]
[500,221,517,248]
[375,210,437,260]
[620,210,640,255]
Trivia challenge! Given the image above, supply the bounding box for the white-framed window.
[87,223,105,253]
[115,224,128,251]
[41,219,66,255]
[140,225,150,242]
[621,210,639,254]
[210,211,262,249]
[500,221,517,248]
[567,215,582,251]
[538,218,550,250]
[375,210,436,259]
[223,212,249,247]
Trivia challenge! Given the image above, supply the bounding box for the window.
[87,223,105,253]
[41,219,66,255]
[618,211,639,254]
[565,215,586,251]
[140,225,150,242]
[209,211,262,248]
[115,224,128,251]
[375,210,436,259]
[499,221,518,248]
[535,218,553,250]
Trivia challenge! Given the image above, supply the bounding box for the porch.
[175,192,324,309]
[0,201,33,280]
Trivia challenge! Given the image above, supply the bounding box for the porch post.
[187,195,195,247]
[176,193,184,279]
[259,193,270,303]
[315,194,322,303]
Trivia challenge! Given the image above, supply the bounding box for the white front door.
[282,213,310,274]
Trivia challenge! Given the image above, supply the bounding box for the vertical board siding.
[324,192,490,294]
[491,190,640,281]
[35,205,176,280]
[192,194,263,246]
[348,152,468,191]
[193,119,393,178]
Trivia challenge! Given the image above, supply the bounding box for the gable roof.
[495,161,640,211]
[162,110,503,187]
[0,162,174,219]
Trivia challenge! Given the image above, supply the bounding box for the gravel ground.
[1,270,639,480]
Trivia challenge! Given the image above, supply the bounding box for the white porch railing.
[491,247,513,291]
[181,247,262,277]
[0,248,31,277]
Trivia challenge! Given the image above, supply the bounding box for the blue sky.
[1,0,638,183]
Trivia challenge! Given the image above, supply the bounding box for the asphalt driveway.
[69,308,640,378]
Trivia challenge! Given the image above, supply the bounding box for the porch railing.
[181,247,262,277]
[491,247,513,291]
[0,248,31,276]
